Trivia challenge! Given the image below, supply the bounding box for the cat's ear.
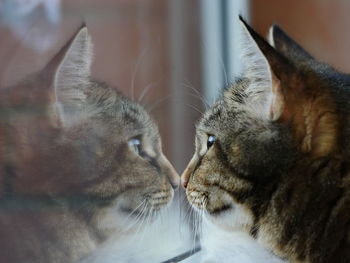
[236,17,295,121]
[238,18,337,157]
[268,24,313,64]
[51,26,94,128]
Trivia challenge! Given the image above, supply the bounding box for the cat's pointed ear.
[239,19,337,157]
[237,17,294,121]
[51,26,93,128]
[268,24,313,64]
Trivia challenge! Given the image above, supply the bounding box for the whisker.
[185,103,203,115]
[146,87,209,114]
[201,41,229,88]
[182,82,210,109]
[131,47,147,100]
[184,200,194,221]
[134,206,147,240]
[190,194,204,252]
[122,199,146,225]
[130,201,148,235]
[147,95,172,113]
[182,80,201,96]
[184,92,210,108]
[189,207,196,251]
[124,201,147,232]
[138,78,161,103]
[138,206,152,244]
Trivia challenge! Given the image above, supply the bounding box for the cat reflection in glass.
[0,26,184,263]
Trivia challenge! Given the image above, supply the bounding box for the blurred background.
[1,0,350,174]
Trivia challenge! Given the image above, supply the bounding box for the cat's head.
[181,18,346,229]
[1,27,178,231]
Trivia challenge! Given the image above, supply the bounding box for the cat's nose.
[181,155,197,189]
[181,168,190,188]
[167,166,180,190]
[159,154,180,189]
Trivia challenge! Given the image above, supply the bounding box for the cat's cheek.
[94,201,124,235]
[92,194,149,236]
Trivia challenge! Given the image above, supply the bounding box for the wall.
[251,0,350,73]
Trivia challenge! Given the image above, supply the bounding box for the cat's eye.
[207,135,216,149]
[128,138,142,155]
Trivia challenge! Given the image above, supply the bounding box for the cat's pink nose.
[168,169,180,190]
[181,155,198,188]
[181,176,188,188]
[181,168,191,188]
[160,154,180,189]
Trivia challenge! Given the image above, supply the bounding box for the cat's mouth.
[119,191,172,217]
[207,204,232,216]
[187,190,208,211]
[146,191,173,210]
[187,189,233,216]
[119,206,144,216]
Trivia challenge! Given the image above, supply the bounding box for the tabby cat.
[182,18,350,263]
[0,26,178,262]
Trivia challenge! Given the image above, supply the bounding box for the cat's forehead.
[197,100,227,132]
[120,100,147,124]
[197,81,250,135]
[119,99,157,134]
[92,90,158,140]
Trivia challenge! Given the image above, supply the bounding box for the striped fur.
[182,19,350,263]
[0,27,177,262]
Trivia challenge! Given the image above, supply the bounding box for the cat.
[0,25,179,263]
[181,17,350,263]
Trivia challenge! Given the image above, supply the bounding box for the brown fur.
[182,19,350,263]
[0,27,178,262]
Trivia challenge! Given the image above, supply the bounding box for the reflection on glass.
[0,0,61,51]
[0,23,197,263]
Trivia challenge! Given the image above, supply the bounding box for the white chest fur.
[80,193,194,263]
[196,218,287,263]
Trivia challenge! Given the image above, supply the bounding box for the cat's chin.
[116,203,162,220]
[205,203,254,232]
[93,201,163,235]
[91,188,174,235]
[117,204,164,219]
[187,189,234,216]
[118,206,147,216]
[116,191,173,221]
[207,204,233,216]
